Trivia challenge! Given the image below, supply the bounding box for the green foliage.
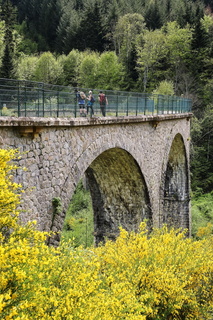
[113,13,146,88]
[96,51,125,90]
[76,2,105,52]
[61,49,83,86]
[144,0,162,30]
[136,29,167,92]
[55,5,81,54]
[136,21,192,92]
[1,106,16,116]
[15,54,38,80]
[191,105,213,193]
[0,21,6,61]
[79,51,99,88]
[113,13,146,58]
[191,191,213,238]
[15,21,38,55]
[33,52,63,84]
[61,180,94,248]
[152,80,174,96]
[79,50,125,89]
[0,0,16,78]
[52,197,62,216]
[0,43,14,78]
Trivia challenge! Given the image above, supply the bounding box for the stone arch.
[161,133,190,231]
[84,147,152,245]
[59,130,151,216]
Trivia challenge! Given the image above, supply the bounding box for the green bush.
[191,191,213,238]
[1,106,16,116]
[61,180,94,247]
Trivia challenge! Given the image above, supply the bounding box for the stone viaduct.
[0,113,192,245]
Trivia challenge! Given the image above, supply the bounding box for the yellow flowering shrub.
[0,149,213,319]
[0,149,22,237]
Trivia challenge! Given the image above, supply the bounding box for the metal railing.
[0,78,192,118]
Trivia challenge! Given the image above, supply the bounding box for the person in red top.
[98,91,108,117]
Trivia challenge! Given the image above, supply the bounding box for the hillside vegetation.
[1,149,213,319]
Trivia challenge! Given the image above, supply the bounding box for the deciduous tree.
[78,51,99,88]
[113,13,146,89]
[33,52,63,84]
[136,29,167,92]
[96,51,124,90]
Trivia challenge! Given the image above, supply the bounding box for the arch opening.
[85,147,152,245]
[162,134,190,231]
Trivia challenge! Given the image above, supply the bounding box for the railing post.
[57,91,59,117]
[17,80,20,117]
[156,95,159,115]
[180,98,183,113]
[144,94,147,115]
[49,97,52,116]
[74,94,77,118]
[162,95,165,114]
[176,97,178,113]
[42,83,45,117]
[126,96,129,116]
[136,95,138,116]
[37,88,39,117]
[116,94,118,117]
[189,99,192,112]
[172,96,175,114]
[24,81,27,116]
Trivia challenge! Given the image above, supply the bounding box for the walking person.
[87,90,95,117]
[98,91,108,117]
[77,91,87,117]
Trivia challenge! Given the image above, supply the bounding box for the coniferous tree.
[0,0,16,78]
[102,0,119,51]
[190,18,209,105]
[191,106,213,193]
[38,0,61,51]
[191,19,208,50]
[144,1,162,30]
[75,2,106,52]
[0,43,14,78]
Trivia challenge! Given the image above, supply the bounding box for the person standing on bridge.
[77,91,87,117]
[87,90,95,117]
[98,91,108,117]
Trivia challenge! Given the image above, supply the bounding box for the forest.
[0,0,213,202]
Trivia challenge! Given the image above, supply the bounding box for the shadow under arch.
[85,147,152,245]
[162,133,190,232]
